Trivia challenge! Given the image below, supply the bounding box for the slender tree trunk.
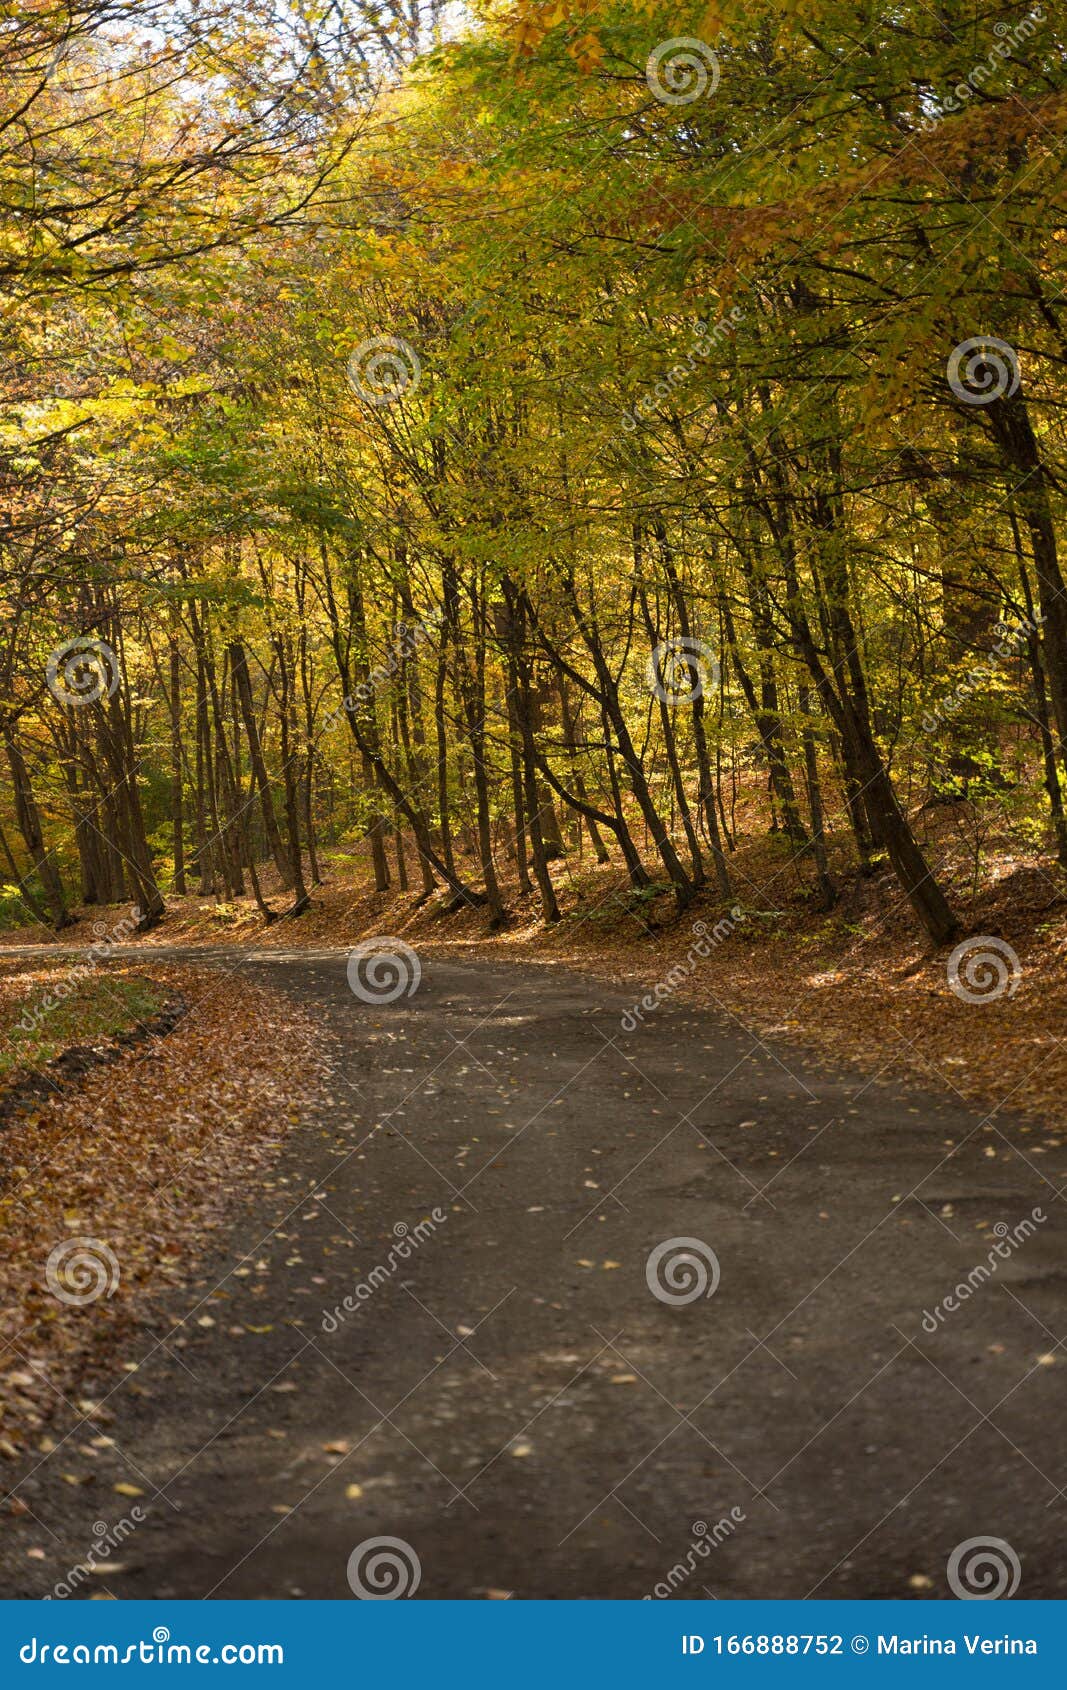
[3,732,70,928]
[442,558,506,924]
[989,393,1067,779]
[274,634,310,914]
[504,645,534,896]
[229,638,292,887]
[1013,534,1067,867]
[561,575,693,907]
[799,684,836,907]
[169,638,187,894]
[762,431,957,942]
[634,535,705,887]
[558,679,610,863]
[501,587,559,921]
[205,646,245,897]
[0,817,50,924]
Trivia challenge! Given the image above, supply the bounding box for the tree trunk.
[3,732,70,928]
[229,638,292,887]
[169,638,187,894]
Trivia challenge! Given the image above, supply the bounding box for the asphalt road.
[2,945,1064,1600]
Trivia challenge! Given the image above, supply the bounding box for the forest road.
[3,944,1065,1599]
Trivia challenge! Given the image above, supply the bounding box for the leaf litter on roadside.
[0,965,329,1452]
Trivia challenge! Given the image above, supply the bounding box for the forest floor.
[0,959,327,1460]
[0,945,1063,1598]
[1,820,1065,1597]
[5,810,1065,1132]
[0,972,165,1085]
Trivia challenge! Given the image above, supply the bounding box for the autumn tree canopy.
[2,0,1064,943]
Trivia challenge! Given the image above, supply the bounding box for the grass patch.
[0,974,164,1082]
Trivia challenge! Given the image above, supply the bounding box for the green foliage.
[2,977,164,1081]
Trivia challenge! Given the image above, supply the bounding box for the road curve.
[1,945,1063,1599]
